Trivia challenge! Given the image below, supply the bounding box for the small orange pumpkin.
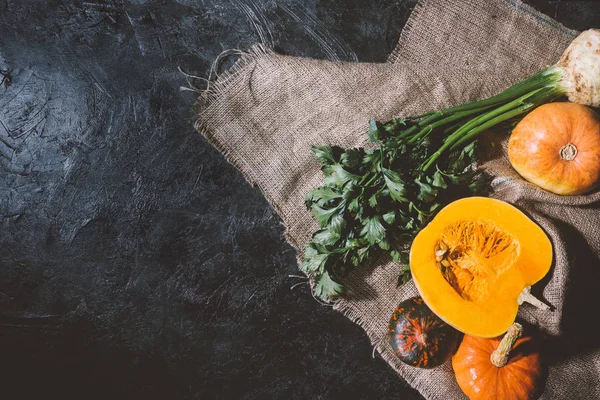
[452,323,543,400]
[508,102,600,195]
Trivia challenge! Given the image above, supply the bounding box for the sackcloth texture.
[196,0,600,398]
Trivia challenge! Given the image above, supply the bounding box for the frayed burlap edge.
[388,0,578,65]
[387,0,428,63]
[193,44,313,267]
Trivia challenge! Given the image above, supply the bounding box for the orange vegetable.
[508,102,600,195]
[452,323,543,400]
[409,197,552,338]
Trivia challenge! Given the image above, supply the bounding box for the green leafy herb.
[302,130,486,301]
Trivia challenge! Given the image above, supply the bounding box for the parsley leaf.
[313,270,344,301]
[383,169,408,202]
[360,216,386,245]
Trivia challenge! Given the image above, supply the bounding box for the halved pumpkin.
[409,197,552,338]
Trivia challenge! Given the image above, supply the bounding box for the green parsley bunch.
[300,116,486,301]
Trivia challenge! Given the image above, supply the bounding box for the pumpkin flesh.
[410,197,552,338]
[508,102,600,195]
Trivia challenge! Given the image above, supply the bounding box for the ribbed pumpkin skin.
[508,102,600,195]
[452,334,542,400]
[388,297,460,368]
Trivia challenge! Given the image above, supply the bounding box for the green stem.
[420,79,567,172]
[420,90,538,171]
[450,88,543,142]
[410,202,430,216]
[449,103,534,150]
[395,112,443,140]
[406,104,495,144]
[362,172,380,187]
[443,118,470,135]
[414,66,561,125]
[422,104,532,171]
[447,84,566,152]
[389,66,564,152]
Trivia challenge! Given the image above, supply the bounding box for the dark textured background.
[0,1,598,399]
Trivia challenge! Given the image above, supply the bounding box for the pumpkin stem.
[518,286,550,310]
[560,143,578,161]
[490,323,523,368]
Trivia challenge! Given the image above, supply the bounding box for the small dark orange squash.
[387,296,460,368]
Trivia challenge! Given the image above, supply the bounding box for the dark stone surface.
[0,1,597,399]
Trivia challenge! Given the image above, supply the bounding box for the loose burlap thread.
[196,0,600,398]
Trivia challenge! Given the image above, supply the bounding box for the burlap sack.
[196,0,600,398]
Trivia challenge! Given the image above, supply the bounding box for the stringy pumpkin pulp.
[435,220,520,303]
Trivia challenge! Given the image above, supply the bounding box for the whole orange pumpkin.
[508,102,600,195]
[452,323,543,400]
